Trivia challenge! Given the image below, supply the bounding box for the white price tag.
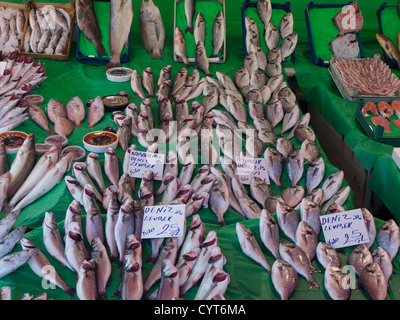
[128,150,165,181]
[235,156,270,185]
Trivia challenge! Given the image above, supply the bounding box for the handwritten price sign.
[128,151,165,181]
[320,209,370,249]
[235,157,270,185]
[141,204,185,239]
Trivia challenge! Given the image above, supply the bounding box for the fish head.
[20,237,37,250]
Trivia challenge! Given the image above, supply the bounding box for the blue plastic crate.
[304,1,364,68]
[240,0,296,64]
[76,0,131,65]
[377,2,398,70]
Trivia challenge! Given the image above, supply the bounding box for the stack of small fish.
[0,6,26,55]
[247,0,297,63]
[23,5,72,55]
[0,52,47,133]
[237,208,399,300]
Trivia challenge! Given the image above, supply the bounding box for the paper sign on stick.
[141,204,185,239]
[235,156,270,185]
[128,150,165,180]
[320,209,370,249]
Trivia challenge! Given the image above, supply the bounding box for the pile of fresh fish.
[237,208,398,300]
[46,95,105,137]
[330,1,363,59]
[23,5,72,55]
[247,0,297,63]
[0,52,47,133]
[0,6,26,55]
[139,0,165,60]
[330,57,400,96]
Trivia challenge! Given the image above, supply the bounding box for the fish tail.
[105,57,121,70]
[218,218,226,227]
[209,52,218,58]
[2,204,13,214]
[307,279,320,290]
[152,50,163,60]
[98,292,108,300]
[94,40,108,58]
[75,123,82,128]
[185,26,193,34]
[65,287,76,297]
[310,265,322,273]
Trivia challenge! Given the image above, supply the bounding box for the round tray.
[106,67,133,82]
[0,131,28,154]
[62,145,86,162]
[83,131,118,153]
[45,135,68,147]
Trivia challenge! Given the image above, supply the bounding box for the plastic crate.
[76,0,131,65]
[355,98,400,147]
[241,0,296,63]
[304,1,364,68]
[377,2,399,70]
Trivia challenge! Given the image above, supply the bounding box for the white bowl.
[83,131,118,153]
[106,67,133,83]
[45,135,68,147]
[62,146,86,161]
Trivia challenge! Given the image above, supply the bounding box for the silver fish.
[279,12,294,39]
[66,96,85,128]
[83,185,104,245]
[288,113,311,140]
[279,242,320,289]
[196,267,230,300]
[131,70,146,100]
[301,139,320,164]
[359,262,387,300]
[115,200,135,265]
[266,98,284,128]
[324,264,351,300]
[196,41,211,76]
[281,33,298,62]
[321,170,344,204]
[20,238,75,297]
[282,185,304,208]
[295,221,319,272]
[347,244,373,276]
[118,252,143,300]
[322,186,351,212]
[194,12,205,45]
[276,137,294,161]
[265,22,280,51]
[276,201,300,242]
[265,147,284,189]
[294,125,316,143]
[177,248,201,287]
[174,27,189,67]
[0,248,39,280]
[142,67,155,98]
[76,260,98,300]
[86,153,106,193]
[64,200,82,238]
[184,0,195,34]
[234,67,250,89]
[372,246,393,285]
[0,225,27,259]
[91,237,111,300]
[65,177,84,205]
[0,172,10,211]
[236,222,271,272]
[305,157,325,194]
[286,150,304,187]
[271,259,298,300]
[280,105,300,136]
[65,221,90,274]
[300,198,322,236]
[265,62,282,78]
[211,11,225,58]
[250,177,272,208]
[362,208,376,249]
[377,219,400,261]
[209,180,230,226]
[157,259,180,300]
[259,209,280,259]
[316,242,341,269]
[104,147,120,187]
[257,0,272,26]
[231,177,262,219]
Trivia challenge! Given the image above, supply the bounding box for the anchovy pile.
[0,52,48,133]
[23,5,72,55]
[0,6,26,54]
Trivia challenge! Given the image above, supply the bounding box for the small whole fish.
[0,173,11,212]
[362,208,376,249]
[184,0,195,33]
[279,12,294,39]
[279,242,320,290]
[157,259,180,300]
[72,162,103,202]
[66,96,85,128]
[286,150,304,187]
[276,201,300,242]
[257,0,272,26]
[324,264,351,300]
[305,157,325,194]
[347,244,373,276]
[142,68,155,97]
[259,209,280,259]
[64,200,82,237]
[300,198,322,236]
[321,170,344,204]
[372,246,393,285]
[106,0,133,69]
[174,27,189,67]
[114,200,135,265]
[250,177,272,208]
[209,180,230,226]
[295,221,319,271]
[104,147,120,187]
[271,259,298,300]
[377,219,400,261]
[65,221,90,274]
[282,186,304,208]
[87,96,104,129]
[236,222,271,272]
[131,70,146,100]
[139,0,165,60]
[65,178,84,205]
[0,225,27,259]
[322,186,351,212]
[29,103,54,135]
[194,12,205,46]
[86,153,106,193]
[83,185,104,245]
[0,248,39,280]
[211,11,225,58]
[178,214,205,263]
[359,262,387,300]
[195,41,211,76]
[91,237,111,300]
[47,99,67,123]
[281,33,298,62]
[265,147,284,189]
[105,191,119,262]
[77,260,98,300]
[301,139,320,164]
[316,242,341,269]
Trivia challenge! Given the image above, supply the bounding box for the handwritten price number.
[343,229,365,246]
[156,223,181,237]
[342,213,363,221]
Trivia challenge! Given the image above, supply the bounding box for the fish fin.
[98,292,108,300]
[218,219,226,227]
[185,26,193,34]
[94,41,108,58]
[152,50,163,60]
[307,279,320,290]
[209,52,218,58]
[105,58,121,71]
[310,265,322,273]
[65,287,76,297]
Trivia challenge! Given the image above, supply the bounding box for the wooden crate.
[20,0,75,61]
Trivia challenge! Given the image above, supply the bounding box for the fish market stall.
[0,0,399,302]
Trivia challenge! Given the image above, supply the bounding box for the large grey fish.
[184,0,195,34]
[236,222,271,272]
[347,244,373,276]
[156,259,180,300]
[177,214,205,263]
[174,27,189,67]
[76,259,98,300]
[279,242,320,289]
[359,262,387,300]
[43,211,74,272]
[20,238,75,297]
[321,170,344,204]
[279,12,294,39]
[362,208,376,249]
[286,150,304,187]
[104,148,120,187]
[86,153,106,193]
[280,104,300,136]
[276,201,300,242]
[300,198,322,236]
[271,259,298,300]
[316,242,341,269]
[324,264,351,300]
[234,67,250,89]
[106,0,133,69]
[65,222,90,274]
[377,219,400,261]
[140,0,165,60]
[231,177,262,220]
[322,186,351,212]
[64,200,82,235]
[0,248,39,280]
[265,147,284,189]
[372,246,393,285]
[259,209,280,259]
[305,157,325,194]
[282,185,304,208]
[250,177,272,208]
[195,41,212,76]
[194,12,205,46]
[265,22,280,50]
[211,11,225,58]
[83,185,104,245]
[76,0,107,57]
[209,180,230,226]
[115,200,135,265]
[257,0,272,26]
[281,33,298,62]
[295,221,320,273]
[91,237,111,300]
[0,225,26,259]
